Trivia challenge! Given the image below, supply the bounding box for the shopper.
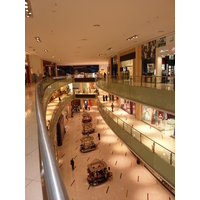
[98,133,100,140]
[59,96,61,102]
[105,95,108,101]
[111,103,114,112]
[70,158,74,171]
[34,73,37,83]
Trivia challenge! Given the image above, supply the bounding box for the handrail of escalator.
[35,78,69,200]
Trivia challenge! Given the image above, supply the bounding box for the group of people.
[103,95,108,101]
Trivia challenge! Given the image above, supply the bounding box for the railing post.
[173,76,175,91]
[152,141,155,153]
[170,152,172,165]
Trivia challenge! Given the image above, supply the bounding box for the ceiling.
[25,0,175,66]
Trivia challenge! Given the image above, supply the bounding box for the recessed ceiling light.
[107,47,112,51]
[44,49,48,52]
[35,37,41,42]
[126,35,138,41]
[93,24,100,27]
[82,39,87,41]
[25,1,28,5]
[99,54,102,56]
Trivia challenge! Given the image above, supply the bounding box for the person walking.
[105,95,108,101]
[98,133,100,140]
[111,103,114,112]
[70,158,74,170]
[34,73,37,83]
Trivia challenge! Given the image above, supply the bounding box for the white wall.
[29,55,42,75]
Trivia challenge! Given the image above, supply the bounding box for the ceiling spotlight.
[25,0,33,18]
[127,35,139,41]
[44,49,48,52]
[99,54,102,56]
[107,47,112,51]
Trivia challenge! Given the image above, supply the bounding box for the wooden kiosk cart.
[82,122,95,135]
[82,112,92,123]
[87,159,113,186]
[80,135,96,153]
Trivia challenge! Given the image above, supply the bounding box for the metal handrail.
[98,99,175,166]
[35,79,69,200]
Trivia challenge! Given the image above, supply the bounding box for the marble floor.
[57,107,175,200]
[25,83,175,200]
[25,84,43,200]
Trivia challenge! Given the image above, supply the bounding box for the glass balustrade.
[36,76,174,200]
[100,75,175,91]
[98,99,175,166]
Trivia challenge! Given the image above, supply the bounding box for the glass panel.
[117,118,124,129]
[131,129,140,141]
[124,123,131,135]
[141,134,154,151]
[112,115,118,123]
[172,153,175,167]
[154,143,171,164]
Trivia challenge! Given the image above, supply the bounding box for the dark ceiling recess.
[120,52,135,62]
[57,65,99,75]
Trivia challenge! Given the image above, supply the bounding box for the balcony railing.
[98,99,175,167]
[100,75,175,91]
[35,77,69,200]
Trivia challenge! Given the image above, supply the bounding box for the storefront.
[142,105,175,137]
[121,98,135,116]
[120,59,133,79]
[155,34,175,83]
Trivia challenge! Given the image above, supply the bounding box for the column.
[117,54,121,78]
[134,45,142,81]
[135,103,141,120]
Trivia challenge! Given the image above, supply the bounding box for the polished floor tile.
[25,83,175,200]
[57,107,174,200]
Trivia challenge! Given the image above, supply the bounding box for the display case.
[80,135,96,153]
[82,122,95,135]
[87,159,113,186]
[82,112,92,123]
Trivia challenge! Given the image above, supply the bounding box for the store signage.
[159,49,168,53]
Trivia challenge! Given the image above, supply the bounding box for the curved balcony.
[33,76,175,199]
